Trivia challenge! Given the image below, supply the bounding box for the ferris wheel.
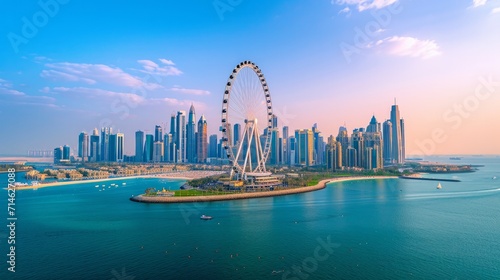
[221,60,273,180]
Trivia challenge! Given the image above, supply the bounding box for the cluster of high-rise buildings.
[135,104,208,163]
[262,103,406,171]
[58,103,405,169]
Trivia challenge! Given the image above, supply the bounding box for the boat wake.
[405,188,500,200]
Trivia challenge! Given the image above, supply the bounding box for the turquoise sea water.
[0,156,499,279]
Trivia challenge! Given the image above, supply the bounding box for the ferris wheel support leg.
[242,124,255,176]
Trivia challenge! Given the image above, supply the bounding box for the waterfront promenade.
[130,176,397,203]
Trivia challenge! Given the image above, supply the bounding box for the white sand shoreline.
[9,170,226,191]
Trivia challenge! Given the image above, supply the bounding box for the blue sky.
[1,0,500,156]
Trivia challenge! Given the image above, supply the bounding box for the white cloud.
[41,62,163,90]
[473,0,488,8]
[159,58,175,65]
[368,36,442,59]
[491,7,500,13]
[137,59,182,76]
[333,0,398,11]
[169,86,210,95]
[50,87,146,104]
[0,87,25,96]
[0,84,57,107]
[41,69,97,84]
[338,7,351,15]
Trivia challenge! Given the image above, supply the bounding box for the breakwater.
[399,176,461,182]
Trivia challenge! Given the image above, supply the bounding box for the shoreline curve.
[130,176,397,204]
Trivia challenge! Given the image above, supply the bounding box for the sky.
[1,0,500,156]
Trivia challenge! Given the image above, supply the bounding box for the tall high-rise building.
[312,124,324,165]
[351,129,365,168]
[135,130,144,162]
[209,134,218,158]
[108,134,117,162]
[164,133,173,162]
[90,128,99,162]
[382,120,392,165]
[54,146,63,164]
[390,103,403,164]
[347,147,357,167]
[326,136,341,171]
[176,111,186,163]
[364,116,383,170]
[295,129,314,166]
[336,126,349,167]
[62,145,71,161]
[154,125,163,143]
[233,123,241,146]
[282,126,289,164]
[78,132,89,162]
[272,114,278,128]
[197,115,208,163]
[100,127,112,162]
[288,136,296,166]
[186,104,197,163]
[270,129,280,165]
[153,141,164,162]
[144,134,154,162]
[116,133,124,162]
[400,118,406,162]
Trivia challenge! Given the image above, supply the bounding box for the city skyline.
[1,1,500,155]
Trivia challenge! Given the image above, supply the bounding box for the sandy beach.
[10,170,227,191]
[130,176,398,204]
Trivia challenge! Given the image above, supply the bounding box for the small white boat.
[437,183,442,189]
[122,182,126,185]
[95,185,99,188]
[200,215,213,220]
[493,176,497,180]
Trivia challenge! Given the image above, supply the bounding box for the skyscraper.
[295,129,313,166]
[108,134,117,162]
[364,116,383,170]
[272,114,278,128]
[54,146,63,164]
[186,105,197,163]
[100,127,112,162]
[63,145,71,161]
[288,136,296,166]
[154,125,163,143]
[209,134,218,158]
[78,132,89,162]
[351,129,364,168]
[153,141,164,162]
[176,111,186,163]
[400,118,406,162]
[390,103,403,164]
[382,120,392,165]
[336,126,349,167]
[270,129,280,165]
[135,130,144,162]
[233,123,241,146]
[90,128,99,162]
[325,136,336,171]
[164,133,173,162]
[144,134,154,162]
[197,115,208,163]
[116,133,124,162]
[282,126,289,164]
